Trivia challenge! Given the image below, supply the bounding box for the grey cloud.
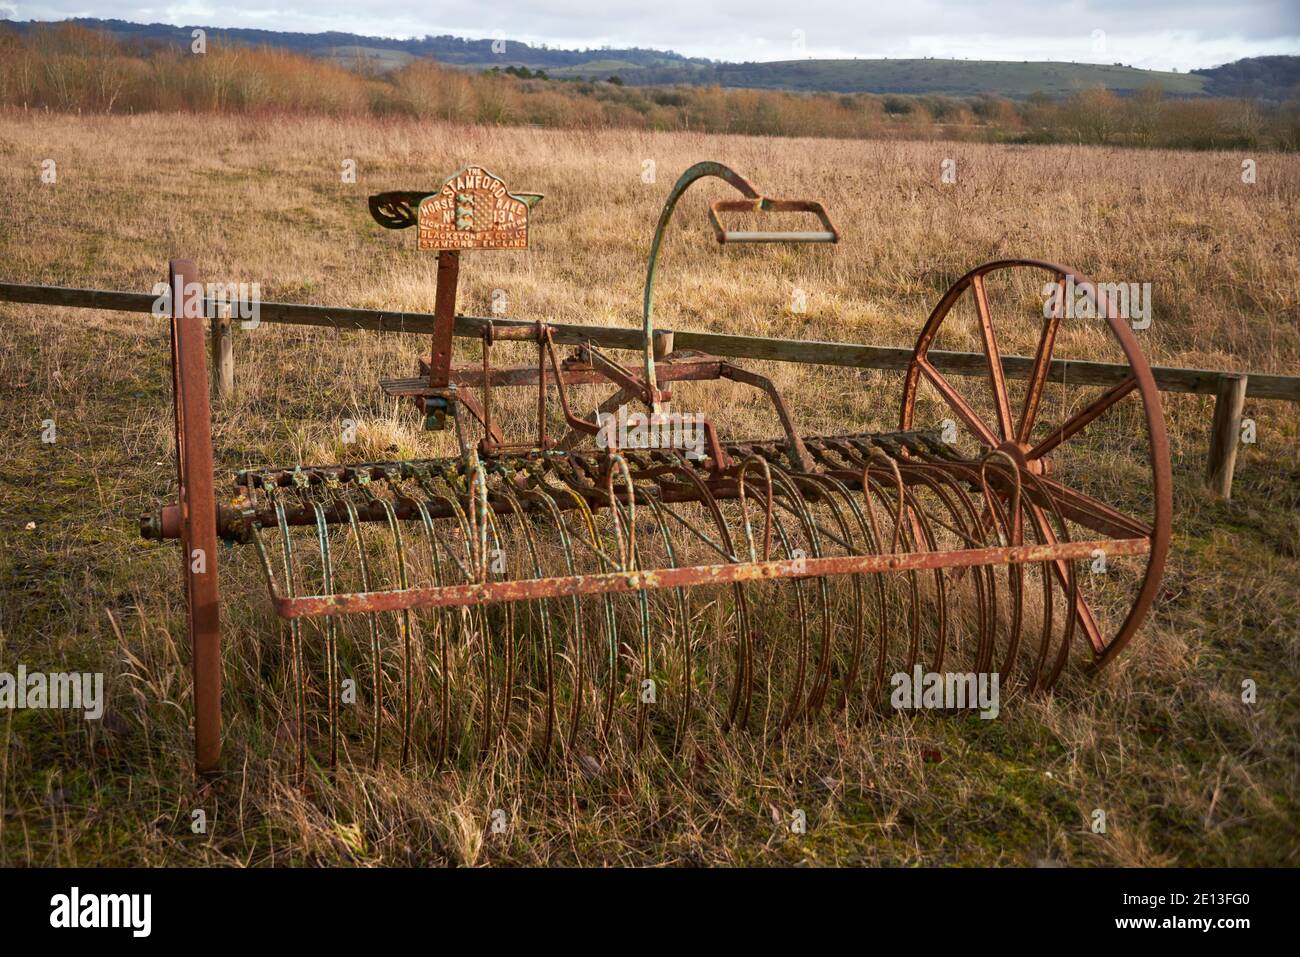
[9,1,1300,70]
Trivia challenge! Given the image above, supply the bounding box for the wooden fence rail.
[4,281,1296,498]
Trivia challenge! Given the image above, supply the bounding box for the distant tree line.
[1,24,1295,151]
[0,17,707,68]
[1193,55,1300,99]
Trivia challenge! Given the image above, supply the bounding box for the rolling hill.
[3,17,1297,101]
[606,58,1211,98]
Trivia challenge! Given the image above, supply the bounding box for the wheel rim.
[900,259,1171,672]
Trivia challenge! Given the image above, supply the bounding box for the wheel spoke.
[1016,273,1064,444]
[917,357,999,447]
[971,274,1014,441]
[1028,505,1106,656]
[1032,475,1152,539]
[1029,376,1138,460]
[981,458,1152,539]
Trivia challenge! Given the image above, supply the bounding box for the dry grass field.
[0,112,1297,866]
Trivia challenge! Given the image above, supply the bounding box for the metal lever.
[708,198,840,244]
[641,161,840,413]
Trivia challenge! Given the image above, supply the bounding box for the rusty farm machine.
[133,162,1170,774]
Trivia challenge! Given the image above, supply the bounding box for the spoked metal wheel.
[900,259,1171,673]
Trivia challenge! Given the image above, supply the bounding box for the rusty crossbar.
[266,537,1153,619]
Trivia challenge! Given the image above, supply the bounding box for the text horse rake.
[142,162,1171,774]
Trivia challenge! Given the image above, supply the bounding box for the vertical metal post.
[1206,372,1248,500]
[169,259,222,774]
[429,250,461,389]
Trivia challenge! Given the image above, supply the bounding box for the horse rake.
[141,162,1171,775]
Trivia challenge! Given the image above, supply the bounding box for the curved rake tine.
[796,472,868,716]
[1022,469,1079,690]
[416,467,479,762]
[551,469,623,748]
[978,451,1026,683]
[495,480,556,762]
[768,464,834,724]
[307,500,340,773]
[670,458,753,731]
[328,484,383,771]
[411,496,453,767]
[736,456,776,563]
[861,458,941,677]
[604,453,653,751]
[370,493,413,766]
[271,491,307,781]
[637,494,692,752]
[527,479,591,754]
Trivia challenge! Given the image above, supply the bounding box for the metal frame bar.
[167,260,222,775]
[262,534,1151,618]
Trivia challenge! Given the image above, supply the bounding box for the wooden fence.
[4,281,1296,499]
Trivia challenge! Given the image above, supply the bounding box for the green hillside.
[10,19,1296,100]
[602,58,1211,98]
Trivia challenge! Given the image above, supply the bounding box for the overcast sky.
[4,1,1298,71]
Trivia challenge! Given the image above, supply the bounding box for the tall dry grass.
[0,113,1296,866]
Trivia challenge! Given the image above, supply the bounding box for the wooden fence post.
[652,330,675,361]
[210,303,233,400]
[1206,373,1248,499]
